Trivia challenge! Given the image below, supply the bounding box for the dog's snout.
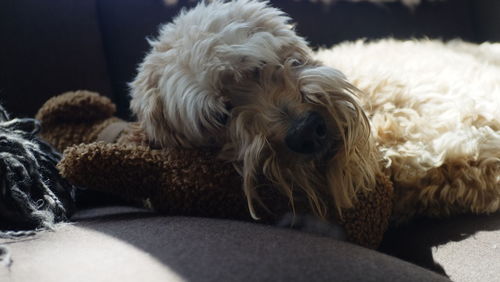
[285,111,328,154]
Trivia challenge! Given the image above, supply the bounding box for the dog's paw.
[276,212,347,241]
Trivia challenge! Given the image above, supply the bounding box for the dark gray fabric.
[0,0,113,118]
[0,207,449,282]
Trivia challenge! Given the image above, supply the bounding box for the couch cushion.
[0,0,114,118]
[0,206,449,282]
[380,212,500,282]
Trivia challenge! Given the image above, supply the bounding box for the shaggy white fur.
[131,0,377,220]
[315,39,500,219]
[131,0,500,222]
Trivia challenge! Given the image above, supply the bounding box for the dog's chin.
[280,142,339,168]
[235,142,334,220]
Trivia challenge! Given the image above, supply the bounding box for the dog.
[129,0,500,226]
[315,39,500,220]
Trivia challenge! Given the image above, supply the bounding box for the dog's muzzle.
[285,111,329,155]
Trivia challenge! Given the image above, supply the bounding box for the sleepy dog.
[130,0,500,225]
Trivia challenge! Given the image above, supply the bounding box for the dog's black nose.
[285,111,328,154]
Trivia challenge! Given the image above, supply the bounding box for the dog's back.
[316,39,500,219]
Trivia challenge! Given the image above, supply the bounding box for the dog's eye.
[252,67,261,78]
[290,58,303,67]
[216,113,229,125]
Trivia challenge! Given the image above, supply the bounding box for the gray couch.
[1,0,499,281]
[1,206,499,281]
[0,207,449,282]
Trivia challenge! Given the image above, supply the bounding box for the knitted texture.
[0,104,76,237]
[337,173,393,248]
[39,91,394,248]
[58,143,253,220]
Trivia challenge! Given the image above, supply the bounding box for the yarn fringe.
[0,104,76,237]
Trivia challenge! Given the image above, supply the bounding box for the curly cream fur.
[315,39,500,219]
[130,0,499,221]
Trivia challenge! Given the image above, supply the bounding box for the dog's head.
[130,0,379,219]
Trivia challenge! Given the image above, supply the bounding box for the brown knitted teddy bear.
[36,91,393,249]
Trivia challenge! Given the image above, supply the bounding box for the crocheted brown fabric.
[37,91,394,249]
[58,143,253,220]
[337,173,393,248]
[35,91,120,152]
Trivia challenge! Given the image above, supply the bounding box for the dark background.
[0,0,499,119]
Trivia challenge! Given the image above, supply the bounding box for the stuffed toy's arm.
[35,91,116,124]
[337,173,393,249]
[58,142,252,219]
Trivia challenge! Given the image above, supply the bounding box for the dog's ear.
[129,66,178,147]
[129,49,230,148]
